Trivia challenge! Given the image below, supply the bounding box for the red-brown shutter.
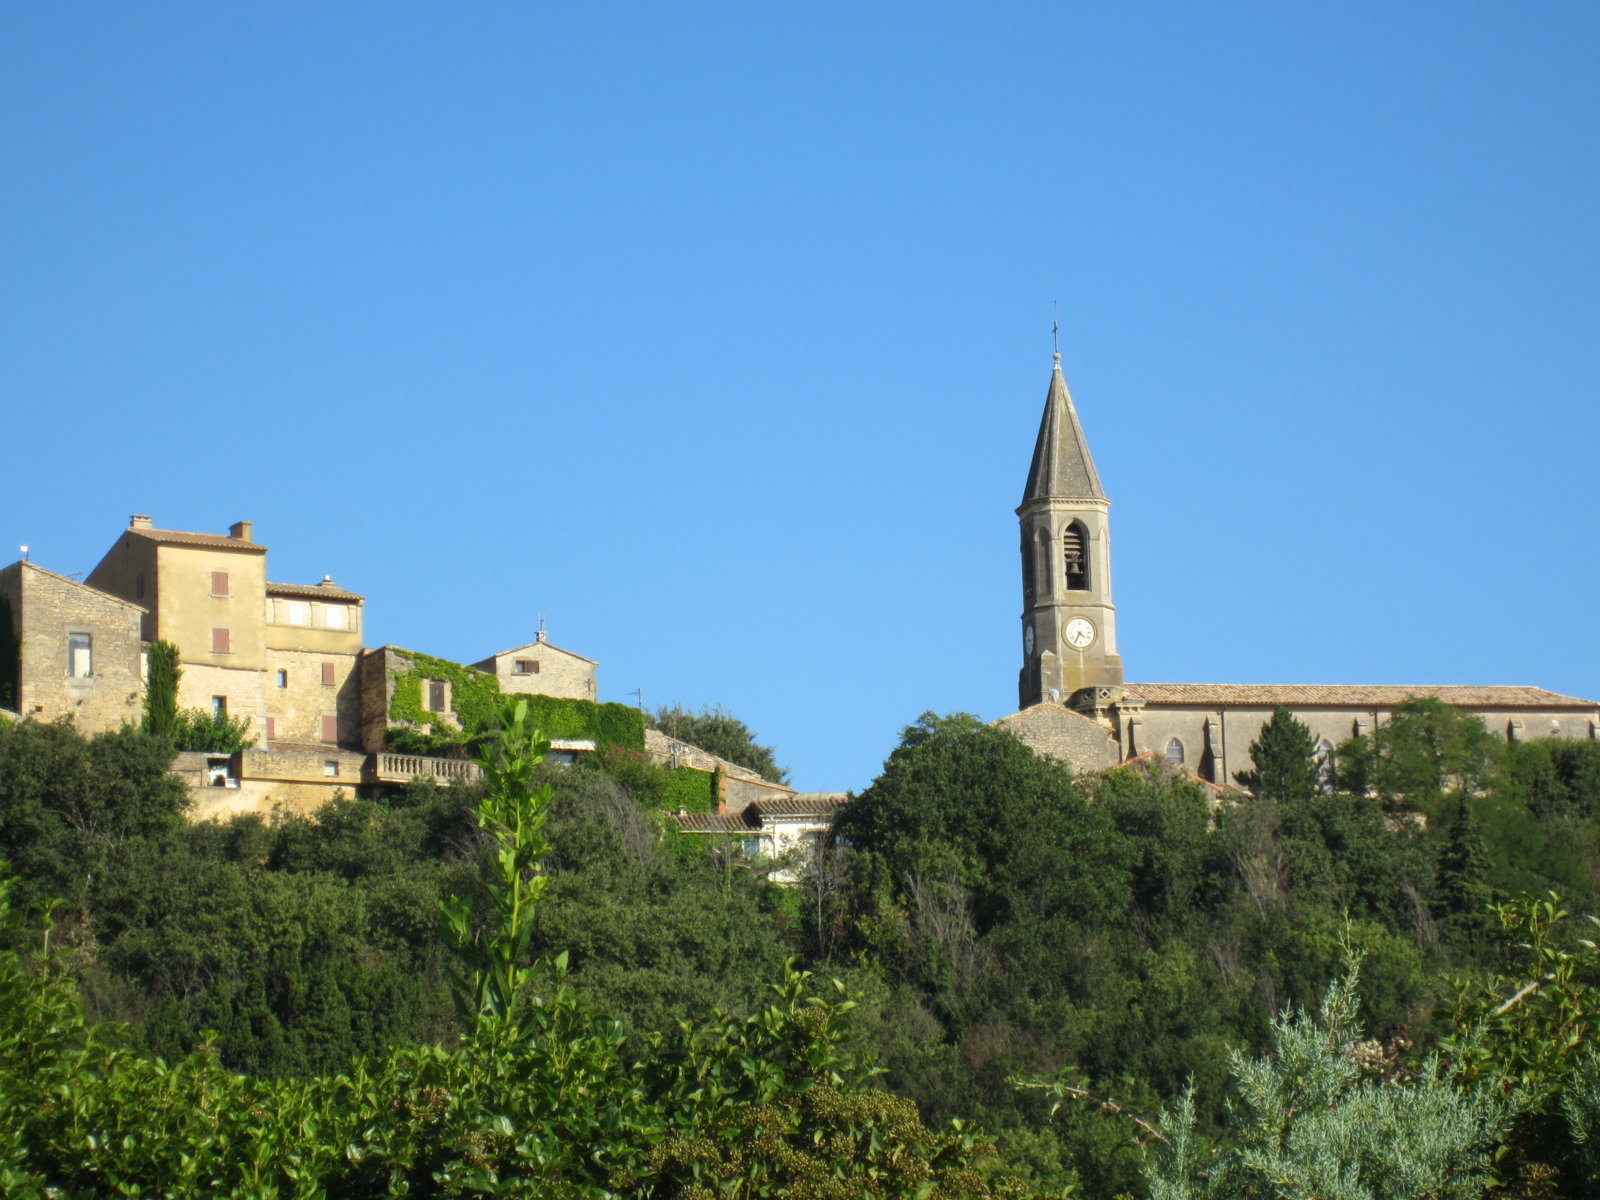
[265,717,275,740]
[211,571,230,596]
[212,627,230,653]
[321,715,338,744]
[322,662,335,686]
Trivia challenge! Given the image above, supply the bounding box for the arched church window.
[1063,522,1090,591]
[1165,738,1185,766]
[1315,739,1335,788]
[1021,534,1035,605]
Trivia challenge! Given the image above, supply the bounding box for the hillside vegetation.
[0,699,1597,1197]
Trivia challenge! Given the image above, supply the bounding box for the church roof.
[1123,683,1598,710]
[1021,355,1105,504]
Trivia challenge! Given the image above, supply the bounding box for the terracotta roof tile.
[673,811,756,833]
[749,794,848,817]
[1124,683,1598,709]
[128,527,267,553]
[266,580,364,602]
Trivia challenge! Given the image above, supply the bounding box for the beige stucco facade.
[0,562,147,730]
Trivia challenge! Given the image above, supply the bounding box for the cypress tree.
[1235,705,1322,803]
[143,640,181,741]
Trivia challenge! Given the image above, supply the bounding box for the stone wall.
[263,647,362,748]
[993,702,1121,772]
[0,563,146,733]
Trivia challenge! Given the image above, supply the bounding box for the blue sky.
[4,3,1597,791]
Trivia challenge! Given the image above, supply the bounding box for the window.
[1021,534,1036,605]
[1063,522,1090,591]
[264,717,275,740]
[211,571,230,597]
[66,633,92,678]
[321,605,348,629]
[513,659,539,675]
[323,760,339,777]
[321,714,338,744]
[321,662,336,687]
[211,627,230,653]
[276,669,288,688]
[135,573,146,600]
[285,602,308,626]
[1165,738,1185,766]
[426,680,447,713]
[212,696,227,717]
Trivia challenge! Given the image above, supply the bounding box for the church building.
[995,354,1599,785]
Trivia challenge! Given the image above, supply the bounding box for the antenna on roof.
[19,546,28,563]
[538,612,547,634]
[629,688,644,711]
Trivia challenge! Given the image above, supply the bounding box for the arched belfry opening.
[1063,522,1090,591]
[1021,533,1036,606]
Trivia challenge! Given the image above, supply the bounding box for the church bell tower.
[1018,353,1123,708]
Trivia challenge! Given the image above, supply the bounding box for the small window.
[211,571,230,597]
[212,696,227,717]
[135,573,146,600]
[321,662,336,687]
[322,605,348,630]
[323,760,339,777]
[276,669,288,688]
[285,602,308,626]
[66,633,93,678]
[211,627,230,654]
[1165,738,1185,766]
[513,659,539,675]
[426,680,447,713]
[321,714,338,744]
[264,717,275,740]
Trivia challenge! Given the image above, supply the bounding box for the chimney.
[130,515,152,529]
[229,521,253,542]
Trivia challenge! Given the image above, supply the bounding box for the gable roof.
[1123,683,1598,710]
[1021,355,1105,504]
[9,561,147,614]
[126,526,268,554]
[479,640,598,667]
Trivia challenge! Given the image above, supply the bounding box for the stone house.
[0,561,146,731]
[673,793,848,882]
[472,632,597,701]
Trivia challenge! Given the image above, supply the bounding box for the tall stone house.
[998,353,1600,783]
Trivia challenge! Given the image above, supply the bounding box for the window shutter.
[212,571,230,596]
[321,715,338,744]
[265,717,275,740]
[322,662,336,686]
[212,627,230,653]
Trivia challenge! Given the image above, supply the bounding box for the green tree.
[1365,697,1500,809]
[1435,795,1493,940]
[651,703,788,783]
[1234,705,1322,803]
[141,639,181,741]
[172,705,256,752]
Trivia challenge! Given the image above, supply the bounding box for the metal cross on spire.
[1052,301,1060,360]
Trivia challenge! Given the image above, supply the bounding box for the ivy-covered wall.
[659,766,718,814]
[385,648,644,753]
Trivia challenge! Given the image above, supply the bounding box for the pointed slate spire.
[1022,353,1105,503]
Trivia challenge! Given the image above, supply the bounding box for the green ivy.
[660,766,717,814]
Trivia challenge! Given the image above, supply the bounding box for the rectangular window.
[286,602,308,626]
[426,680,446,713]
[513,659,539,675]
[321,714,338,744]
[211,571,230,597]
[276,669,288,688]
[66,633,93,678]
[212,696,227,717]
[323,760,339,777]
[321,662,336,687]
[321,605,348,629]
[264,717,275,740]
[211,627,230,654]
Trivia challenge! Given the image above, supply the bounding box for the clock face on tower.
[1064,617,1096,649]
